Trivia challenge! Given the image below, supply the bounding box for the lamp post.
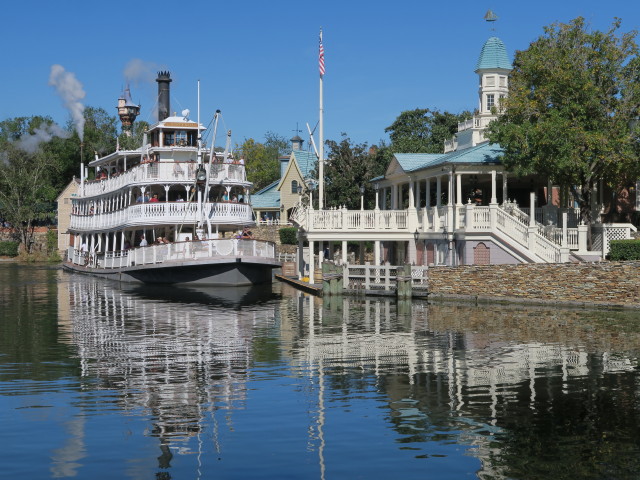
[360,184,365,211]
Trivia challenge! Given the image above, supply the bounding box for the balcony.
[83,162,247,198]
[70,201,253,232]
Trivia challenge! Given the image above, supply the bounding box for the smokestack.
[156,71,172,121]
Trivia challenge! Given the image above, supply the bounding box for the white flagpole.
[318,28,324,210]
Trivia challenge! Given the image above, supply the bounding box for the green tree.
[0,120,60,251]
[488,17,640,231]
[239,131,288,191]
[118,120,150,151]
[315,135,386,209]
[385,108,472,153]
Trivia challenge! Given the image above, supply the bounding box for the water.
[1,263,640,479]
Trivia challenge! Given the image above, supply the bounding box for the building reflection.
[56,273,640,478]
[278,286,640,478]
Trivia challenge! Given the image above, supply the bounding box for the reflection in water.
[2,263,640,479]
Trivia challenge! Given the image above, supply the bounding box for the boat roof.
[148,115,206,131]
[89,148,144,167]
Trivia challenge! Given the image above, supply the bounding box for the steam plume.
[124,58,160,85]
[49,65,86,140]
[15,124,71,154]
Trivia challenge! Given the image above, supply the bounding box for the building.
[251,135,317,224]
[290,35,636,276]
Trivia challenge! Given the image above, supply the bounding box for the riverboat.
[63,72,279,285]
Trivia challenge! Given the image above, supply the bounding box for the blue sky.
[1,0,638,149]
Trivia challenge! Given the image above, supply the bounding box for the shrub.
[608,239,640,261]
[0,241,19,257]
[46,229,58,254]
[279,227,298,245]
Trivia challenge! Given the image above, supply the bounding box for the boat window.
[176,131,187,146]
[164,132,174,146]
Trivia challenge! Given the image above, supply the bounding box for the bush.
[0,241,19,257]
[46,229,58,254]
[279,227,298,245]
[608,239,640,260]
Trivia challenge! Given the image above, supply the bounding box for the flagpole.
[318,28,325,210]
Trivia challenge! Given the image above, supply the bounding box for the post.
[397,264,412,299]
[529,192,536,227]
[322,262,331,296]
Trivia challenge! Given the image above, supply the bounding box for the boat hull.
[63,257,280,286]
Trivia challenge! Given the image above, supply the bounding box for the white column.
[342,240,348,265]
[308,240,315,281]
[491,170,497,204]
[416,180,421,209]
[391,185,397,209]
[456,173,462,206]
[447,170,454,206]
[298,235,304,279]
[408,179,415,209]
[374,240,381,265]
[529,192,536,227]
[436,177,442,208]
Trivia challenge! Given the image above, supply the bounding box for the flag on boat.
[319,29,325,76]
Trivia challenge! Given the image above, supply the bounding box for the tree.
[488,17,640,231]
[315,135,386,209]
[239,131,288,191]
[385,108,472,153]
[0,118,61,251]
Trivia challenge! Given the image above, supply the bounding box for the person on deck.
[139,235,148,247]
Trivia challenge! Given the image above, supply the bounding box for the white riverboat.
[63,72,279,285]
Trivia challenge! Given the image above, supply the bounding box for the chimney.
[156,71,172,121]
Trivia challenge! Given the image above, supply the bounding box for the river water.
[1,263,640,479]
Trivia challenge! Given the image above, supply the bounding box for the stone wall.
[428,262,640,308]
[252,225,297,254]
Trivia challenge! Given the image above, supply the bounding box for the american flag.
[319,30,325,76]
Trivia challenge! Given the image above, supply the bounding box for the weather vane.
[292,123,302,136]
[484,9,498,32]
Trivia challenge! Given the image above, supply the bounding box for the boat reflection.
[120,282,278,309]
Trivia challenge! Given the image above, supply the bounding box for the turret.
[156,71,172,122]
[117,85,140,136]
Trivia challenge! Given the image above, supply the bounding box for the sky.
[2,0,639,150]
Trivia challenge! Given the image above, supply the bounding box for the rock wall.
[428,262,640,308]
[252,225,297,254]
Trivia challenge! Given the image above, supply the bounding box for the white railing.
[342,264,428,292]
[70,202,253,231]
[67,238,276,269]
[302,209,408,231]
[495,208,529,247]
[82,161,247,198]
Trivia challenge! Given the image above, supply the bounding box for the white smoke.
[48,65,86,140]
[15,124,71,154]
[124,58,160,85]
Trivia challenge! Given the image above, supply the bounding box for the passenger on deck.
[139,235,148,247]
[149,194,160,203]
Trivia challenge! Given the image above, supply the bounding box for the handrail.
[67,238,276,269]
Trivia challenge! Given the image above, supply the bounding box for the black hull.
[63,257,279,286]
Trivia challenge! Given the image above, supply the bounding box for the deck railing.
[70,202,253,231]
[83,161,247,197]
[67,238,276,269]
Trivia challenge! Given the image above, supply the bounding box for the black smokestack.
[156,71,172,121]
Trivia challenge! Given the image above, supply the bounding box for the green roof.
[292,150,318,178]
[393,143,503,173]
[475,37,511,71]
[251,180,281,209]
